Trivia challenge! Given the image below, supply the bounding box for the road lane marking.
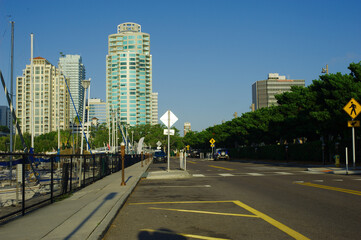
[188,161,197,164]
[304,171,321,174]
[246,173,264,176]
[208,165,235,171]
[295,182,361,196]
[154,185,211,188]
[149,207,259,218]
[141,229,231,240]
[219,173,234,177]
[274,172,293,175]
[193,174,205,177]
[132,200,310,240]
[130,200,235,205]
[233,200,310,240]
[312,180,324,183]
[333,179,343,182]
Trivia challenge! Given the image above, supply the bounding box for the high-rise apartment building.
[58,54,85,122]
[106,22,153,126]
[151,92,158,125]
[252,73,305,110]
[184,122,191,136]
[88,98,107,125]
[16,57,70,136]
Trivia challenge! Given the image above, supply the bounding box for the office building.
[58,54,86,122]
[151,92,158,125]
[106,22,153,126]
[252,73,305,110]
[184,122,191,136]
[0,106,10,129]
[88,98,107,125]
[16,57,70,136]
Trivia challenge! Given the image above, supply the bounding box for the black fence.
[0,152,144,223]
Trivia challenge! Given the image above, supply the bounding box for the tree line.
[1,61,361,156]
[183,62,361,156]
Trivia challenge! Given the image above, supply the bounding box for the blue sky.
[1,0,361,132]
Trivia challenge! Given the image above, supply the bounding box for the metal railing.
[0,152,143,223]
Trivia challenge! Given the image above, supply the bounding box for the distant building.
[16,57,70,136]
[106,22,153,126]
[58,54,86,121]
[184,122,191,136]
[0,105,10,130]
[88,98,107,124]
[252,73,305,110]
[151,92,158,125]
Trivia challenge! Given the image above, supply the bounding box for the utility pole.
[30,33,34,150]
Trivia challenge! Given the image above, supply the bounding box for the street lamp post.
[79,79,90,187]
[80,79,90,155]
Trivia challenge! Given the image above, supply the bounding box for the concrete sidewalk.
[0,160,151,240]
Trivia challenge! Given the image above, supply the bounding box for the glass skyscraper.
[106,22,152,126]
[59,54,85,122]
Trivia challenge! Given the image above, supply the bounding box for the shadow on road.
[138,228,187,240]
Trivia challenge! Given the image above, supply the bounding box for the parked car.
[214,148,229,160]
[153,150,167,163]
[191,150,200,158]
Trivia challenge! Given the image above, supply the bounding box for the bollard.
[121,142,126,186]
[334,155,340,168]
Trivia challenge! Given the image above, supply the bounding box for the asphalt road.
[103,158,361,240]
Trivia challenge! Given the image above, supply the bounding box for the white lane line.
[312,180,324,183]
[246,173,264,176]
[219,173,234,177]
[354,179,361,181]
[304,171,321,174]
[293,181,304,183]
[192,174,205,177]
[274,172,293,175]
[333,179,344,182]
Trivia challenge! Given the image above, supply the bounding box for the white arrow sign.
[160,110,178,128]
[156,141,162,146]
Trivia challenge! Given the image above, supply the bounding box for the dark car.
[191,150,200,158]
[153,150,167,163]
[214,148,229,161]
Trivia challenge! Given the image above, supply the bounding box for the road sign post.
[343,98,361,169]
[209,138,216,160]
[160,110,178,172]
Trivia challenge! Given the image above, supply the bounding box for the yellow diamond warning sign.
[344,98,361,119]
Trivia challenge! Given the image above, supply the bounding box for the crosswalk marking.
[219,173,234,177]
[193,174,205,177]
[274,172,293,175]
[246,173,264,176]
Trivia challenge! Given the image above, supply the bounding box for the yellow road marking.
[132,200,310,240]
[208,165,235,171]
[296,182,361,196]
[141,229,230,240]
[188,160,197,164]
[149,207,259,218]
[130,200,235,205]
[233,201,310,240]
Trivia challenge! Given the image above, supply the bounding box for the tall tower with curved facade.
[106,22,152,126]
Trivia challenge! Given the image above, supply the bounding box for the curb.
[88,162,151,240]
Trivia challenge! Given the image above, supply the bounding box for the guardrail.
[0,152,143,223]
